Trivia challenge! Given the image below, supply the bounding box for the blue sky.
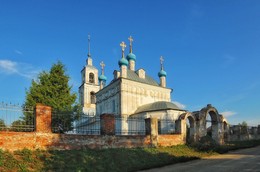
[0,0,259,126]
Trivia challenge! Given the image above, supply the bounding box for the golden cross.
[160,56,164,70]
[128,36,133,53]
[100,61,105,74]
[128,36,133,46]
[120,41,126,52]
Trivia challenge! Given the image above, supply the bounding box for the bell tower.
[79,35,100,115]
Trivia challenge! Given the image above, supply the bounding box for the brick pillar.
[100,114,115,135]
[35,104,52,133]
[145,118,158,147]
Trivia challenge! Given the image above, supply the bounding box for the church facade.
[79,36,185,119]
[78,36,228,143]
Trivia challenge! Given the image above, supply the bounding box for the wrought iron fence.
[74,115,100,135]
[0,102,34,132]
[158,119,176,134]
[52,111,101,135]
[115,116,146,135]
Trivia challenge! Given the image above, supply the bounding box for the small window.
[89,73,95,83]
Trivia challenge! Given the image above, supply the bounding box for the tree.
[238,121,248,134]
[11,120,26,132]
[24,61,77,132]
[0,119,6,131]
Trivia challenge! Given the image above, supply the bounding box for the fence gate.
[0,102,35,132]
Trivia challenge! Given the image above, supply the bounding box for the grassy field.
[1,139,260,172]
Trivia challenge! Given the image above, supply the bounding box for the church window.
[82,73,85,83]
[90,92,95,104]
[89,73,95,83]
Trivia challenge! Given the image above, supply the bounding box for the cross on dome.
[120,41,126,51]
[100,61,105,75]
[160,56,164,70]
[128,36,134,53]
[120,41,126,58]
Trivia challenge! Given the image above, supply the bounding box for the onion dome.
[119,41,128,67]
[98,74,107,81]
[127,36,136,61]
[118,58,129,66]
[126,53,136,61]
[158,56,167,77]
[158,69,167,77]
[99,61,107,81]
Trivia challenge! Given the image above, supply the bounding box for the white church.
[78,36,186,134]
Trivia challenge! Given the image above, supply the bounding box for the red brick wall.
[100,114,115,135]
[158,134,184,147]
[0,131,152,151]
[0,106,185,151]
[0,132,184,151]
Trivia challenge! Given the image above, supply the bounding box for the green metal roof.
[135,101,183,114]
[127,69,159,86]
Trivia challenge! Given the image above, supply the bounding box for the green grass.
[1,140,260,172]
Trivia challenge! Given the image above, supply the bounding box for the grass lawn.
[0,140,260,172]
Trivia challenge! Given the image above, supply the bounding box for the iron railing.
[115,116,146,135]
[0,102,34,132]
[158,119,176,134]
[52,111,101,135]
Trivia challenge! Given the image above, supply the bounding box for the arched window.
[90,92,95,104]
[89,73,95,83]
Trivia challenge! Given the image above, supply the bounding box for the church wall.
[120,79,172,116]
[131,110,185,134]
[79,61,100,115]
[96,80,121,116]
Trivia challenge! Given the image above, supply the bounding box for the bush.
[190,135,218,152]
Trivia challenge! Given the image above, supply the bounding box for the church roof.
[127,70,159,86]
[135,101,184,114]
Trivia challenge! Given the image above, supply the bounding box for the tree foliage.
[239,121,248,134]
[25,61,76,110]
[24,61,77,132]
[0,119,6,131]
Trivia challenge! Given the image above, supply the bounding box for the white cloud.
[172,101,186,109]
[0,60,18,73]
[0,59,39,79]
[221,111,236,117]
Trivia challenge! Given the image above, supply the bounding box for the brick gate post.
[100,114,115,135]
[35,104,52,133]
[145,118,158,147]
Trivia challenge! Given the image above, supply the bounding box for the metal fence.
[115,116,146,135]
[52,111,101,135]
[0,102,34,132]
[74,115,100,135]
[52,113,177,136]
[158,119,176,134]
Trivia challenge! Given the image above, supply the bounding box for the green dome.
[158,70,167,77]
[118,58,129,66]
[126,53,136,61]
[98,74,107,81]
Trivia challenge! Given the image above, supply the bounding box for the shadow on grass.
[41,147,199,172]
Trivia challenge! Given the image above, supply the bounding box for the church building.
[79,36,186,133]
